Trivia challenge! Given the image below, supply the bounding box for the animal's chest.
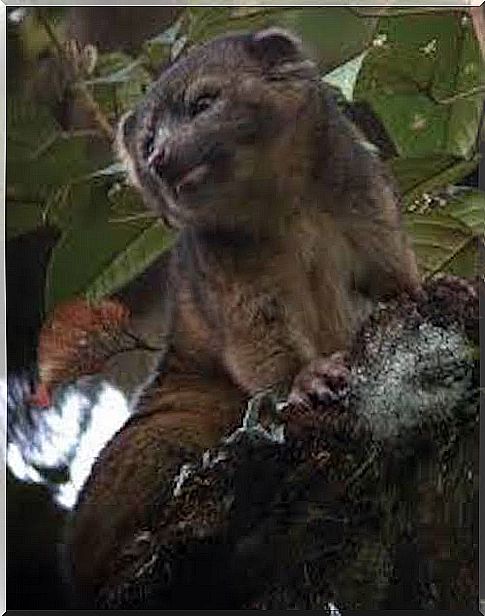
[174,220,362,370]
[216,228,355,357]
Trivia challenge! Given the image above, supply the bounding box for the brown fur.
[66,29,420,603]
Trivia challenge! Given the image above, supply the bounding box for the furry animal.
[53,28,420,604]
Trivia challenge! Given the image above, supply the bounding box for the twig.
[109,212,158,224]
[29,132,59,161]
[36,8,114,143]
[70,84,114,142]
[6,186,42,204]
[37,10,64,57]
[41,185,72,226]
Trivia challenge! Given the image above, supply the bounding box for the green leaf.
[82,59,144,86]
[88,51,151,120]
[278,7,378,72]
[141,14,186,70]
[7,97,58,155]
[185,7,276,44]
[7,95,112,237]
[106,184,147,219]
[323,51,368,102]
[405,212,473,277]
[44,182,173,311]
[391,155,479,205]
[440,188,485,235]
[147,18,183,47]
[185,7,378,73]
[7,183,80,242]
[404,189,484,279]
[354,11,485,159]
[85,221,175,302]
[93,51,138,77]
[8,96,111,195]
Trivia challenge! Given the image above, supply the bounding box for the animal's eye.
[145,137,155,156]
[144,135,155,158]
[190,93,219,117]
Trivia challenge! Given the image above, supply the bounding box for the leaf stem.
[433,85,485,105]
[424,235,479,281]
[109,213,158,224]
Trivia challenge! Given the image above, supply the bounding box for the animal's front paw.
[288,352,350,410]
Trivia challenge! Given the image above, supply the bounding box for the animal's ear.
[249,28,305,68]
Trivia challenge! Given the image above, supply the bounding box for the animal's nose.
[149,144,170,177]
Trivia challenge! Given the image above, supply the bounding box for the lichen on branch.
[96,275,479,610]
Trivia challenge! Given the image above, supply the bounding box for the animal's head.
[117,29,321,230]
